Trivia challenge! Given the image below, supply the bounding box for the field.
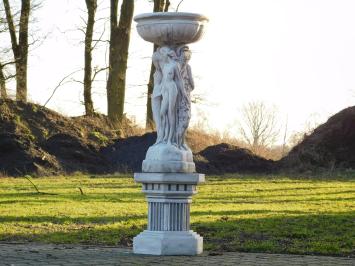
[0,175,354,257]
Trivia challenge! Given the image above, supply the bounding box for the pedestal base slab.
[133,230,203,255]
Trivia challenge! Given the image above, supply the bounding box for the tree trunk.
[0,63,7,99]
[106,0,134,123]
[145,0,170,130]
[17,0,30,102]
[3,0,30,102]
[83,0,97,116]
[145,43,158,130]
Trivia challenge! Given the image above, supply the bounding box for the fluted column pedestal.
[133,173,205,255]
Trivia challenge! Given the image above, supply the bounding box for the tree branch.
[43,69,82,107]
[91,66,108,82]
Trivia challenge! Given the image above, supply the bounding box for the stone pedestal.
[133,173,204,255]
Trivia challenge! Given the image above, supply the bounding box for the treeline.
[0,0,172,127]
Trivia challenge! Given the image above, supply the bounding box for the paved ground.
[0,243,354,266]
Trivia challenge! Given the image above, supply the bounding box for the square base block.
[133,230,203,255]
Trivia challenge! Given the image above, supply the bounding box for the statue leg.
[181,125,189,150]
[182,113,191,150]
[152,96,162,143]
[160,95,169,143]
[164,115,169,142]
[167,86,178,145]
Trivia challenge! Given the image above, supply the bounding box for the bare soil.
[280,106,355,171]
[1,99,354,176]
[196,143,275,174]
[0,99,118,176]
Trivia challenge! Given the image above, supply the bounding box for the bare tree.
[281,115,288,156]
[106,0,134,123]
[145,0,170,130]
[288,112,322,148]
[43,69,82,107]
[83,0,97,116]
[239,101,280,154]
[0,58,15,98]
[0,61,7,98]
[2,0,30,102]
[0,15,8,99]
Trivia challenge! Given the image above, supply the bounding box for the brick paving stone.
[0,243,354,266]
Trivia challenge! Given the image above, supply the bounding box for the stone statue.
[151,49,163,144]
[134,11,208,256]
[142,45,195,173]
[151,46,191,147]
[176,45,194,150]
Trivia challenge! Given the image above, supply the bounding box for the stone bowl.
[134,12,208,46]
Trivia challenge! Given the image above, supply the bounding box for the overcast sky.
[4,0,355,142]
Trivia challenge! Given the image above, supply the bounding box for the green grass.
[0,175,354,257]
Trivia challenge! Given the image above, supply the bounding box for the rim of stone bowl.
[134,12,209,23]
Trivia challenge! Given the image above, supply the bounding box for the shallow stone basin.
[134,12,208,46]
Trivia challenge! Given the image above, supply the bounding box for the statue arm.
[187,65,194,91]
[174,65,188,100]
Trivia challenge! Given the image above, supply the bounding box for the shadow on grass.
[192,211,355,257]
[206,174,355,182]
[0,192,144,203]
[0,199,61,205]
[201,186,351,193]
[199,189,355,199]
[1,212,353,257]
[0,210,302,225]
[197,196,355,204]
[192,210,308,216]
[0,214,146,224]
[0,223,145,247]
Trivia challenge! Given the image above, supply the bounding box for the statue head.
[177,46,191,65]
[159,46,177,62]
[182,48,191,62]
[152,50,161,70]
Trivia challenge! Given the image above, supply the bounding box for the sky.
[3,0,355,142]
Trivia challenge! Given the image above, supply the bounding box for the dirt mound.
[281,106,355,171]
[196,143,275,174]
[0,99,119,176]
[43,133,111,173]
[102,138,275,174]
[0,132,59,175]
[3,99,353,176]
[0,100,278,176]
[102,132,156,172]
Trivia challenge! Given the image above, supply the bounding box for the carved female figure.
[176,46,194,149]
[158,47,184,145]
[151,50,163,144]
[150,46,190,148]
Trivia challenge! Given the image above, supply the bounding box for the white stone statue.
[134,12,208,173]
[143,45,195,173]
[176,45,194,150]
[152,46,192,147]
[133,11,208,256]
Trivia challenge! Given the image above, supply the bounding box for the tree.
[239,101,280,154]
[288,112,321,148]
[83,0,97,116]
[2,0,30,102]
[106,0,134,123]
[0,15,8,99]
[145,0,170,130]
[0,61,7,98]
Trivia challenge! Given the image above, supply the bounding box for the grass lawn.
[0,175,354,257]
